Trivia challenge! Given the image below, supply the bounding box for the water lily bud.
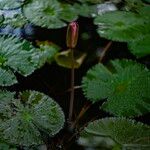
[66,22,79,49]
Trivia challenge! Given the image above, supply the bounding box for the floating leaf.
[94,11,148,42]
[0,35,40,86]
[82,59,150,117]
[2,13,28,28]
[128,34,150,58]
[138,5,150,22]
[74,3,97,18]
[0,0,25,10]
[36,40,60,66]
[23,0,78,29]
[0,90,65,146]
[80,118,150,148]
[55,49,86,69]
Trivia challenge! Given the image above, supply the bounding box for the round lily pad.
[94,11,148,42]
[80,117,150,147]
[23,0,78,29]
[82,59,150,117]
[0,35,40,86]
[0,90,65,146]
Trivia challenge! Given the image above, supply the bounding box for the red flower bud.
[66,22,79,49]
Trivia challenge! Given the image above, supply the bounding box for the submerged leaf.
[0,90,65,146]
[80,118,150,148]
[55,49,86,69]
[23,0,78,29]
[82,59,150,117]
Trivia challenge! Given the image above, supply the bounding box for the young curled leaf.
[55,49,86,69]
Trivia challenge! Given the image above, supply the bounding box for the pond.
[0,0,150,150]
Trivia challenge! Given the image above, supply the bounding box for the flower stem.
[69,48,75,124]
[99,41,112,62]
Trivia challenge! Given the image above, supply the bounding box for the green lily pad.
[2,13,28,28]
[55,49,86,69]
[82,59,150,117]
[23,0,78,29]
[74,3,97,17]
[94,11,148,42]
[80,118,150,148]
[0,15,4,24]
[0,0,25,10]
[0,90,65,146]
[36,40,60,66]
[128,34,150,58]
[0,35,40,86]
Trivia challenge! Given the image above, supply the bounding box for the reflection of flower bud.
[66,22,79,48]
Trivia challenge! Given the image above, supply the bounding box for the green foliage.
[0,36,60,86]
[79,117,150,149]
[0,15,4,24]
[0,35,39,86]
[128,34,150,58]
[55,49,86,69]
[36,40,60,66]
[124,0,144,12]
[0,0,25,10]
[23,0,78,29]
[1,13,28,28]
[74,3,97,18]
[138,5,150,25]
[94,11,148,42]
[82,59,150,117]
[0,90,65,146]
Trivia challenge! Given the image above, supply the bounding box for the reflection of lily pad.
[23,0,78,29]
[0,90,65,146]
[78,133,116,149]
[55,49,86,69]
